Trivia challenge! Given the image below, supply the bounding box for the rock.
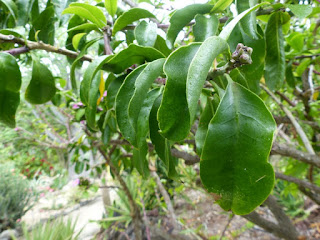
[0,229,18,240]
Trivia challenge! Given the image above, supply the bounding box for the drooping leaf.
[158,43,201,141]
[286,4,313,19]
[154,35,171,57]
[128,58,165,137]
[112,8,156,35]
[116,65,146,144]
[25,60,56,104]
[166,4,213,49]
[200,78,276,215]
[265,12,285,90]
[236,0,259,39]
[29,6,56,45]
[210,0,233,13]
[103,44,165,74]
[134,20,157,47]
[62,3,107,29]
[219,2,269,41]
[80,55,112,105]
[105,0,117,17]
[0,53,21,127]
[187,36,228,123]
[193,14,219,42]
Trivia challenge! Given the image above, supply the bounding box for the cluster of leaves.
[0,0,319,217]
[20,157,55,179]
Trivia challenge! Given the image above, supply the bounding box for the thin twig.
[219,214,234,240]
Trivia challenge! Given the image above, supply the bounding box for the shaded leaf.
[154,35,171,57]
[200,79,276,215]
[134,20,157,47]
[236,0,259,39]
[193,14,219,42]
[25,60,56,104]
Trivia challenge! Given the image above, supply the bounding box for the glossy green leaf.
[0,0,18,20]
[154,35,171,57]
[134,20,157,47]
[195,97,214,155]
[112,8,156,35]
[219,2,269,41]
[128,59,165,136]
[200,79,276,215]
[116,65,146,144]
[106,75,125,109]
[25,60,56,104]
[149,94,178,179]
[103,44,165,74]
[210,0,233,13]
[158,43,200,141]
[72,33,87,50]
[286,4,312,19]
[133,88,161,177]
[105,0,117,17]
[62,3,107,29]
[187,36,228,123]
[0,53,21,127]
[236,0,259,39]
[193,14,219,42]
[29,6,56,45]
[265,12,285,90]
[166,4,212,49]
[80,55,112,105]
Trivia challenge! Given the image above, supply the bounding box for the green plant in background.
[20,157,55,179]
[20,217,81,240]
[0,165,35,232]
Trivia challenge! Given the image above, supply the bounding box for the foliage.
[20,157,55,179]
[0,0,319,231]
[20,217,81,240]
[0,165,35,231]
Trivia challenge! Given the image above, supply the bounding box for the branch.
[0,33,93,61]
[271,143,320,168]
[275,172,320,194]
[273,115,320,131]
[170,148,199,165]
[261,84,316,155]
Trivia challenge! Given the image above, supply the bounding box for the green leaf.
[67,23,99,33]
[80,55,112,105]
[106,75,125,109]
[236,0,259,39]
[265,12,285,90]
[128,58,165,138]
[0,0,18,20]
[210,0,233,13]
[286,32,304,52]
[219,2,269,41]
[72,33,87,50]
[75,161,85,174]
[116,65,146,144]
[105,0,117,17]
[29,6,56,45]
[154,35,171,57]
[133,88,161,177]
[195,97,214,155]
[166,4,213,49]
[296,58,311,77]
[25,60,56,104]
[134,20,157,47]
[112,8,156,35]
[285,62,295,88]
[62,3,107,29]
[158,43,200,141]
[0,52,21,127]
[193,14,219,42]
[286,4,313,19]
[103,44,165,74]
[200,79,276,215]
[187,36,228,123]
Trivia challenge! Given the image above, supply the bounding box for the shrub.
[0,165,35,232]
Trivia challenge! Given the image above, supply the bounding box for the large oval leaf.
[112,8,156,35]
[200,79,276,215]
[265,12,285,90]
[103,44,165,74]
[166,4,213,49]
[158,43,201,141]
[187,36,228,123]
[0,52,21,127]
[134,20,157,47]
[25,60,56,104]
